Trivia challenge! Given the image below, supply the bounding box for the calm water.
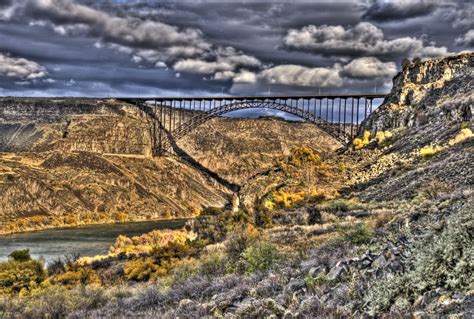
[0,219,187,264]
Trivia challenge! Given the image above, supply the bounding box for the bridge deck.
[119,93,386,102]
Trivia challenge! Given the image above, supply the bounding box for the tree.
[401,58,410,69]
[412,57,422,65]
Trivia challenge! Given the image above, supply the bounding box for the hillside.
[0,100,338,234]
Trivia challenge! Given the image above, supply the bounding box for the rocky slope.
[0,99,338,233]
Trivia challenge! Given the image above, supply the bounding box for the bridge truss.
[120,94,386,156]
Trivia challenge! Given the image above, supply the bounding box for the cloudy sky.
[0,0,472,97]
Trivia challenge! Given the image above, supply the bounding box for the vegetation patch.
[448,128,473,146]
[365,206,473,314]
[419,144,443,158]
[241,241,280,275]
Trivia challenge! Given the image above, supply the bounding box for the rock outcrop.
[361,52,473,134]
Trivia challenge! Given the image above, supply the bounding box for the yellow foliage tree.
[353,131,371,150]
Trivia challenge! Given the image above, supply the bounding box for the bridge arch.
[171,100,342,142]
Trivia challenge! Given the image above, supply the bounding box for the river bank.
[0,218,188,264]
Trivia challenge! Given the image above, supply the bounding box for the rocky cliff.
[362,52,473,135]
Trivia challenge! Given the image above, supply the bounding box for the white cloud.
[455,29,474,47]
[173,47,262,75]
[131,55,143,63]
[3,0,264,79]
[213,70,236,81]
[442,4,474,29]
[0,53,47,80]
[174,59,232,74]
[2,0,211,64]
[258,64,344,88]
[341,57,398,79]
[154,61,167,68]
[283,22,448,58]
[233,70,257,83]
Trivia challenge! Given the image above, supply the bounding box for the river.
[0,219,187,264]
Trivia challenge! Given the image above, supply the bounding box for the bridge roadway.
[118,93,387,155]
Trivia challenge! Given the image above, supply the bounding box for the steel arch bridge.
[120,94,386,156]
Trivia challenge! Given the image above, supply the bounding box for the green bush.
[338,224,374,245]
[241,241,279,274]
[8,249,32,262]
[304,272,329,291]
[198,252,228,278]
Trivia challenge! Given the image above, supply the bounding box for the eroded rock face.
[0,99,154,156]
[179,117,340,184]
[361,52,473,134]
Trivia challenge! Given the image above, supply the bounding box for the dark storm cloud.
[362,0,441,21]
[0,0,472,97]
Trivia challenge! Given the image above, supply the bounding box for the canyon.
[0,99,339,234]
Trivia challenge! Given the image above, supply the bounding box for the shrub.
[49,267,101,287]
[337,224,374,245]
[375,131,393,145]
[226,224,260,261]
[241,241,279,274]
[412,57,422,64]
[305,272,329,291]
[0,259,46,295]
[401,58,410,69]
[416,179,452,200]
[419,144,443,157]
[1,284,108,318]
[283,146,321,168]
[47,257,66,276]
[353,131,371,150]
[271,190,305,209]
[109,228,192,256]
[255,209,273,228]
[198,252,228,278]
[8,249,31,262]
[124,258,166,281]
[317,197,366,213]
[194,208,254,244]
[112,212,129,222]
[152,240,192,260]
[448,128,473,146]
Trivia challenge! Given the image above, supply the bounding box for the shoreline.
[0,215,194,237]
